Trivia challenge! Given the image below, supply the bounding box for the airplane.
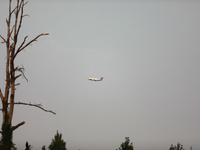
[87,77,104,81]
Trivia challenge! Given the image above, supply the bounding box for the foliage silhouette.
[42,145,46,150]
[116,137,134,150]
[48,130,67,150]
[169,142,185,150]
[0,113,16,150]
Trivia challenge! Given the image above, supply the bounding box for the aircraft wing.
[87,78,95,81]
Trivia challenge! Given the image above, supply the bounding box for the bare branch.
[0,102,56,115]
[16,0,24,36]
[13,102,56,115]
[0,88,4,100]
[9,24,15,37]
[14,36,28,59]
[23,1,29,6]
[23,14,29,17]
[15,1,28,38]
[15,83,20,86]
[21,33,49,50]
[0,35,6,43]
[6,19,9,26]
[10,121,25,133]
[11,6,18,15]
[15,65,28,82]
[14,65,28,81]
[14,33,48,57]
[10,35,14,42]
[18,0,23,12]
[15,74,22,80]
[0,131,4,137]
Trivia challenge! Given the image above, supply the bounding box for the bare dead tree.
[25,141,32,150]
[0,0,55,148]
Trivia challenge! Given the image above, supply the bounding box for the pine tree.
[116,137,134,150]
[48,131,67,150]
[42,145,46,150]
[169,143,184,150]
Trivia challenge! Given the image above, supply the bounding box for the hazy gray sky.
[0,1,200,150]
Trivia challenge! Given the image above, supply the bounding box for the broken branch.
[10,121,25,133]
[23,14,29,17]
[15,83,20,86]
[13,102,56,115]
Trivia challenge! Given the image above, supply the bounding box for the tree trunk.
[0,0,53,149]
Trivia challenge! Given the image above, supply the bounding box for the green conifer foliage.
[116,137,134,150]
[169,143,185,150]
[0,113,16,150]
[42,145,46,150]
[48,130,67,150]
